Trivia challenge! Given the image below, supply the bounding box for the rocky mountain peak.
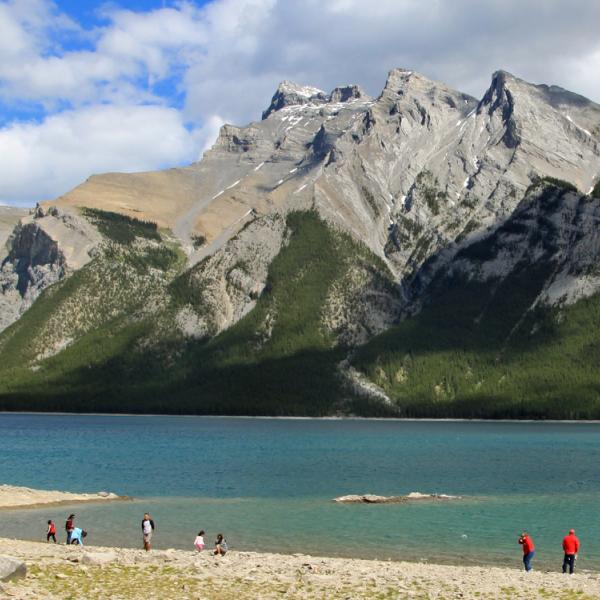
[380,67,477,112]
[479,70,517,111]
[329,84,364,103]
[262,80,328,119]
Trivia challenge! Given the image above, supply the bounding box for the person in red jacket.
[562,529,580,574]
[518,531,535,571]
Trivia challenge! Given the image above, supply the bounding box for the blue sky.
[1,0,600,206]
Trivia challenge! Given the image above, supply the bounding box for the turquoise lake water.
[0,414,599,570]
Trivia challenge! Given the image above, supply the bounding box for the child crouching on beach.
[194,530,205,551]
[214,533,228,556]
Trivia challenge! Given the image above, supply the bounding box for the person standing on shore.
[562,529,580,574]
[46,520,57,543]
[65,514,75,545]
[518,531,535,571]
[142,513,155,552]
[194,530,205,552]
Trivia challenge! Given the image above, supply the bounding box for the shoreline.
[0,485,128,511]
[2,411,600,424]
[1,537,600,599]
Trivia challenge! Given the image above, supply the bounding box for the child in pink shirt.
[194,530,205,551]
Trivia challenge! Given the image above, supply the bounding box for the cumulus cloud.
[0,105,197,205]
[1,0,600,205]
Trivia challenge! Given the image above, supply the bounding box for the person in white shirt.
[141,513,155,551]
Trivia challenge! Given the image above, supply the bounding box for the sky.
[1,0,600,206]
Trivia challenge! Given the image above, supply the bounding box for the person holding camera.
[518,531,535,572]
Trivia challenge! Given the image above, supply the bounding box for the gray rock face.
[0,555,26,582]
[436,185,600,311]
[0,205,101,333]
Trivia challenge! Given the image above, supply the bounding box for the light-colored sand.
[1,538,599,599]
[0,485,124,510]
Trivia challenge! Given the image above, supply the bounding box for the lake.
[0,414,598,570]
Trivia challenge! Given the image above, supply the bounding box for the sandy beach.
[0,485,124,510]
[1,537,600,599]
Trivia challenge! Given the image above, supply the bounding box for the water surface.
[0,414,598,570]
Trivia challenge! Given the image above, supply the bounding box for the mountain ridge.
[1,66,600,417]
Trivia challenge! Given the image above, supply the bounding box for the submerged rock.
[333,492,461,504]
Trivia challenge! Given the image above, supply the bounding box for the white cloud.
[0,105,198,205]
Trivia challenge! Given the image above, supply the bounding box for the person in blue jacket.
[70,527,87,546]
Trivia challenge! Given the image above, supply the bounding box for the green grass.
[592,179,600,199]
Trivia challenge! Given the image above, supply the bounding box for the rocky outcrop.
[174,213,287,338]
[0,205,101,333]
[0,555,26,582]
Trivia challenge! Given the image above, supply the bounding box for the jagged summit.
[262,81,328,119]
[262,81,368,119]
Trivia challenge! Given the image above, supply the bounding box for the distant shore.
[1,537,599,599]
[0,485,127,510]
[2,411,600,423]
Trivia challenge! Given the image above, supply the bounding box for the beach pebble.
[0,555,26,582]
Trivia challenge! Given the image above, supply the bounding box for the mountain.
[1,69,600,417]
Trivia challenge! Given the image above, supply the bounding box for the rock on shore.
[0,555,26,582]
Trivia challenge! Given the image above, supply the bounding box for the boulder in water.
[333,492,461,503]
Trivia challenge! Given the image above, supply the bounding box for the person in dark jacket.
[518,531,535,571]
[65,514,75,545]
[562,529,580,574]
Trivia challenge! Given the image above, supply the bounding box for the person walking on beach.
[214,533,228,556]
[65,514,75,545]
[142,513,155,552]
[518,531,535,571]
[194,530,205,551]
[562,529,580,574]
[46,520,57,543]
